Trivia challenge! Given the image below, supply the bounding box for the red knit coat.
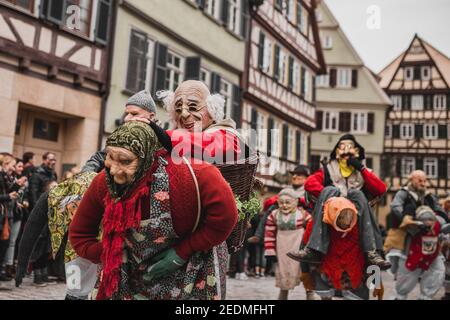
[69,153,238,263]
[405,221,441,271]
[305,168,387,200]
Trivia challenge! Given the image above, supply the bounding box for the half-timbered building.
[378,34,450,218]
[0,0,115,176]
[244,0,325,190]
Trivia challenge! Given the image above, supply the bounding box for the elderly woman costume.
[69,121,237,300]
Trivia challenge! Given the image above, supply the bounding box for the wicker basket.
[215,152,260,254]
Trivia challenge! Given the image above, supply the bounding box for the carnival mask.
[335,139,360,160]
[173,80,213,132]
[104,146,139,185]
[277,195,297,215]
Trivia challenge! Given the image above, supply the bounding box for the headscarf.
[105,121,161,199]
[99,121,169,300]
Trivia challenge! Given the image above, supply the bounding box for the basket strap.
[181,156,201,233]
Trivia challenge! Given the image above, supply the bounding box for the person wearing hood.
[288,134,390,270]
[69,121,237,300]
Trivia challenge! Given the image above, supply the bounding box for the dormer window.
[421,66,431,80]
[404,67,414,81]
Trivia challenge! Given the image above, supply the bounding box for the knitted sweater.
[69,155,238,263]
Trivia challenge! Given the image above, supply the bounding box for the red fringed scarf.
[96,168,155,300]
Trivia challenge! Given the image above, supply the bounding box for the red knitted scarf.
[96,163,158,300]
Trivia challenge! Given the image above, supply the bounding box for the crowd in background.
[0,151,79,288]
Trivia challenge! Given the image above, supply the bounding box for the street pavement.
[0,271,444,300]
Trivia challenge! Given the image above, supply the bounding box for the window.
[220,79,233,118]
[385,124,392,138]
[322,35,333,49]
[400,123,414,139]
[2,0,34,12]
[421,66,431,81]
[256,113,266,151]
[424,124,438,139]
[316,74,329,88]
[262,37,272,74]
[63,0,94,37]
[278,50,288,85]
[401,157,415,177]
[205,0,220,19]
[303,69,310,99]
[200,68,211,86]
[292,60,300,94]
[352,112,368,134]
[411,95,424,110]
[165,51,184,91]
[33,118,59,142]
[287,127,295,160]
[271,120,280,157]
[125,30,154,93]
[337,68,352,88]
[323,111,339,133]
[315,9,323,22]
[227,0,241,34]
[391,95,402,110]
[434,94,446,110]
[424,158,438,178]
[404,67,414,81]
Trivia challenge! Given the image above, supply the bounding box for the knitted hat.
[278,188,299,199]
[126,90,156,113]
[289,165,310,177]
[415,205,436,222]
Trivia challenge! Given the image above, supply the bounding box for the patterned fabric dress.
[99,156,228,300]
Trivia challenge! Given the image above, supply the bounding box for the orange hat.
[322,197,358,233]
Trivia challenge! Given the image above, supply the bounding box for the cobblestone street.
[0,271,444,300]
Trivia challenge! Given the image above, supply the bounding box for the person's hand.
[16,176,27,186]
[9,191,18,200]
[125,116,150,124]
[143,248,187,283]
[347,157,364,171]
[22,201,29,209]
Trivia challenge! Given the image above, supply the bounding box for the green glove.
[143,248,187,283]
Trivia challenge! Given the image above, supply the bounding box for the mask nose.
[180,108,190,119]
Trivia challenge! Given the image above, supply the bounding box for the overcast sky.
[325,0,450,73]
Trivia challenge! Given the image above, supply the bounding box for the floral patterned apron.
[107,156,228,300]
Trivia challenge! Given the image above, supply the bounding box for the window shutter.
[395,157,402,176]
[295,130,301,162]
[184,57,202,81]
[329,68,337,88]
[42,0,65,24]
[274,45,280,81]
[250,108,258,130]
[241,0,249,39]
[402,95,410,110]
[413,66,421,80]
[152,42,168,95]
[393,125,400,138]
[447,94,450,110]
[231,85,242,128]
[312,75,316,101]
[367,113,374,133]
[438,158,447,178]
[258,32,265,70]
[416,157,423,170]
[300,66,306,96]
[424,94,433,110]
[316,110,323,130]
[381,156,391,178]
[339,112,351,132]
[415,124,423,139]
[282,124,289,159]
[311,155,321,173]
[95,0,112,45]
[275,0,283,11]
[196,0,206,9]
[126,30,148,93]
[210,73,222,94]
[351,69,358,88]
[267,117,274,156]
[288,56,294,90]
[296,0,302,30]
[221,0,230,26]
[438,124,448,139]
[366,157,373,169]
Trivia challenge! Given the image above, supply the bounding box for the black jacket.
[81,150,106,174]
[29,165,57,208]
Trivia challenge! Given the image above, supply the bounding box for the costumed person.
[158,80,243,164]
[287,134,390,270]
[69,121,238,300]
[442,196,450,300]
[15,172,99,299]
[264,188,310,300]
[387,206,448,300]
[303,196,373,300]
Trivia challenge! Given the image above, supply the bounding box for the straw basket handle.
[181,156,201,233]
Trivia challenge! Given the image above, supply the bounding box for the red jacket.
[69,154,238,263]
[305,167,386,200]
